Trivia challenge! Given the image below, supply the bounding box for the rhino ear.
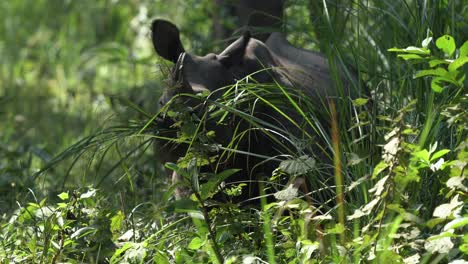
[219,31,251,67]
[151,19,185,63]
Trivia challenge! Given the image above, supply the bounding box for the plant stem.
[331,101,346,245]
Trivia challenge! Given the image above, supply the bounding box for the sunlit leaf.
[424,236,454,254]
[436,35,456,57]
[388,46,430,55]
[397,54,423,60]
[274,184,299,201]
[300,240,320,260]
[430,149,450,161]
[460,41,468,57]
[118,230,134,242]
[188,237,205,250]
[326,223,345,234]
[446,176,468,191]
[444,217,468,231]
[80,189,96,199]
[58,192,69,200]
[372,161,389,179]
[414,68,448,78]
[429,59,449,67]
[430,158,445,172]
[412,149,430,163]
[431,78,444,92]
[422,37,433,48]
[353,98,369,106]
[278,155,316,176]
[433,194,463,218]
[403,253,420,264]
[448,56,468,72]
[71,227,96,239]
[111,211,125,233]
[369,175,389,195]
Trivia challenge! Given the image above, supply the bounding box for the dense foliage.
[0,0,466,263]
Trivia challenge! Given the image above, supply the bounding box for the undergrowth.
[0,0,466,263]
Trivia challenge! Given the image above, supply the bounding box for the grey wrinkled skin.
[151,19,357,201]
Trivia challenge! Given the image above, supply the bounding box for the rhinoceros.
[151,19,357,201]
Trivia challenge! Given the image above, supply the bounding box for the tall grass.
[0,0,466,263]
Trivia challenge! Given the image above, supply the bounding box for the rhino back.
[265,33,352,100]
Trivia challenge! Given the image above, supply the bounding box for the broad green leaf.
[430,149,450,161]
[436,35,456,57]
[353,98,369,106]
[57,192,69,200]
[460,41,468,57]
[448,56,468,72]
[460,243,468,254]
[372,161,388,179]
[188,237,205,250]
[430,79,441,92]
[431,77,460,92]
[429,59,449,68]
[110,211,125,233]
[325,223,345,234]
[412,149,430,164]
[413,68,447,78]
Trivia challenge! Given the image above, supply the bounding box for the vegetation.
[0,0,466,263]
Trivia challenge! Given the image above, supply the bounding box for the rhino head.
[151,19,280,107]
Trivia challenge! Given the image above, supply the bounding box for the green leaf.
[444,217,468,230]
[397,54,423,60]
[430,149,450,161]
[448,56,468,72]
[436,35,456,57]
[111,242,133,263]
[388,47,406,52]
[460,243,468,254]
[460,41,468,57]
[388,46,430,55]
[325,223,345,234]
[57,192,69,200]
[428,59,449,68]
[372,161,389,179]
[188,237,205,250]
[412,149,430,163]
[414,68,448,78]
[353,98,369,106]
[431,77,458,92]
[110,211,125,233]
